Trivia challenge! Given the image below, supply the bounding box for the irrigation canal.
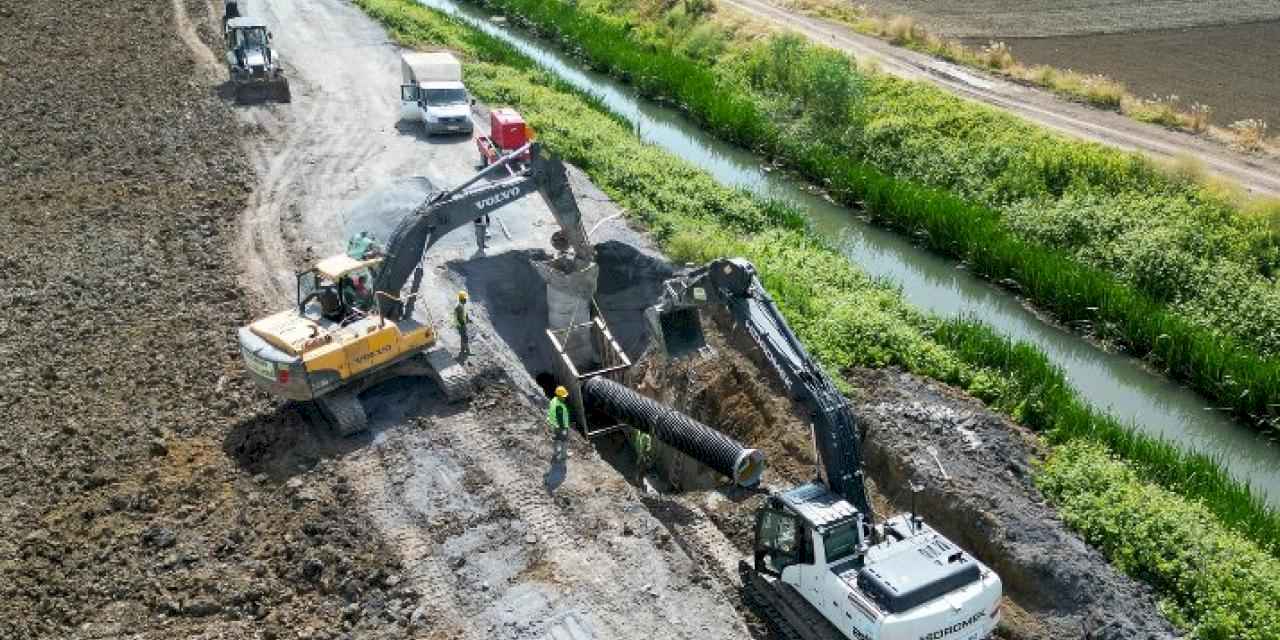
[417,0,1280,506]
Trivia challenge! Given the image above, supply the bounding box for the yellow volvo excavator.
[238,143,594,433]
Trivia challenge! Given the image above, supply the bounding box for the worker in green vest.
[547,385,571,461]
[631,428,653,483]
[454,291,469,355]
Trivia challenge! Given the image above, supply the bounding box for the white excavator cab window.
[756,509,801,575]
[822,520,861,564]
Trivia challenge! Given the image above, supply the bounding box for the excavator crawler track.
[317,389,368,436]
[739,562,848,640]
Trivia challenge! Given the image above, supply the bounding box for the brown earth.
[627,308,1177,640]
[979,20,1280,128]
[0,1,413,638]
[843,0,1280,38]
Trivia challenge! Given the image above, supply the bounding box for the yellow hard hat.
[458,291,468,301]
[555,386,568,398]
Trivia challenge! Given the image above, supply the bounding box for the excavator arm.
[372,142,592,318]
[653,258,873,521]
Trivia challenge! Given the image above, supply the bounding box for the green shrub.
[1039,443,1280,639]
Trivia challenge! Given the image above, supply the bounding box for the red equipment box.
[476,108,532,167]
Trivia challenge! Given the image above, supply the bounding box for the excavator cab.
[754,504,808,576]
[297,255,381,323]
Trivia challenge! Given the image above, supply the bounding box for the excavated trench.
[449,244,1174,639]
[449,240,674,383]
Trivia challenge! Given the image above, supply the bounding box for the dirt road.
[722,0,1280,197]
[178,0,758,637]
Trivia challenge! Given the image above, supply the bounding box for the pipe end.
[733,449,766,487]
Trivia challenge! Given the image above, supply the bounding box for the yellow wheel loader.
[238,142,593,434]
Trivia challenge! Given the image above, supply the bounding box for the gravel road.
[725,0,1280,197]
[181,0,759,637]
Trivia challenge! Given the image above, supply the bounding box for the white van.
[399,51,474,135]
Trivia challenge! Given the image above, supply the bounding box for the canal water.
[417,0,1280,505]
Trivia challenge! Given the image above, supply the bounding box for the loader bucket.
[658,307,705,358]
[271,78,292,103]
[234,83,268,104]
[234,79,291,104]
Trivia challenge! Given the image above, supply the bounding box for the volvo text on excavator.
[237,143,594,434]
[649,259,1002,640]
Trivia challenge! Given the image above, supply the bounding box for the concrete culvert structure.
[582,376,765,486]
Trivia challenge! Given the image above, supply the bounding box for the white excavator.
[651,259,1003,640]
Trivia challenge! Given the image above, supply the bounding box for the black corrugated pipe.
[582,377,765,486]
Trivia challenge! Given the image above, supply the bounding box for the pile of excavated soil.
[628,309,1176,640]
[0,1,408,637]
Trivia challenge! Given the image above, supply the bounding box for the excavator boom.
[374,143,591,317]
[654,258,872,517]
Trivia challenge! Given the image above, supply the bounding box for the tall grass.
[355,0,1280,557]
[468,0,1280,434]
[933,318,1280,550]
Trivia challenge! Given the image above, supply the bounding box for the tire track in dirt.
[172,0,221,81]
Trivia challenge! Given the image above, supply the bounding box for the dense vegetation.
[354,0,1280,634]
[1040,443,1280,640]
[466,0,1280,435]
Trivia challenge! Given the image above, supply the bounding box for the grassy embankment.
[779,0,1275,153]
[466,0,1280,437]
[353,0,1280,636]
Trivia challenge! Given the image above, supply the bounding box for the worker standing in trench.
[547,386,571,461]
[454,291,470,355]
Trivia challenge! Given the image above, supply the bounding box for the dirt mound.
[852,368,1176,639]
[628,309,1176,639]
[0,1,408,637]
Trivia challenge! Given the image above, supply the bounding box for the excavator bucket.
[658,306,705,358]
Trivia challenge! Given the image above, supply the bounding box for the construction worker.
[547,386,571,461]
[341,275,373,312]
[454,291,469,355]
[632,428,653,482]
[473,215,491,253]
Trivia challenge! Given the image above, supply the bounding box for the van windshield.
[423,88,468,105]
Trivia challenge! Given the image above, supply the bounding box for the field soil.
[838,0,1280,37]
[726,0,1280,196]
[981,21,1280,128]
[626,311,1177,640]
[0,1,409,638]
